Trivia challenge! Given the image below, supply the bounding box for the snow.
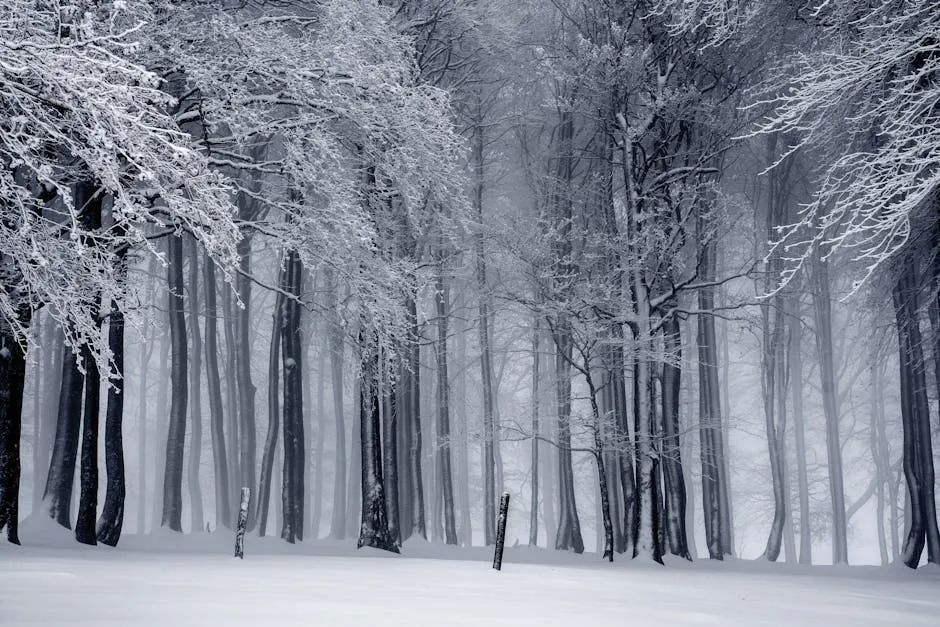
[2,529,939,626]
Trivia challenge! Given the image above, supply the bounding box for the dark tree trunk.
[203,253,230,529]
[96,293,126,546]
[661,314,690,559]
[75,335,100,545]
[0,325,27,543]
[696,227,731,559]
[162,233,188,532]
[893,255,940,567]
[280,250,304,543]
[44,339,84,528]
[357,336,398,553]
[383,362,400,545]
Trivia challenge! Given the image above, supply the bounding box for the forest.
[0,2,939,620]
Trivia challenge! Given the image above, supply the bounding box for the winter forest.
[1,0,939,624]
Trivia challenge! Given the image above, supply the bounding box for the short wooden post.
[234,487,250,559]
[493,491,510,570]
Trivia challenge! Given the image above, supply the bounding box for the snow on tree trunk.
[234,487,250,559]
[356,335,398,554]
[280,249,305,543]
[493,492,510,570]
[661,314,690,560]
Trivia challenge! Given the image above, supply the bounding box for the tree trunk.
[0,325,27,543]
[187,237,204,533]
[357,336,398,553]
[435,251,457,545]
[203,253,230,529]
[383,365,401,547]
[661,314,690,559]
[552,322,584,553]
[810,252,849,564]
[454,301,472,545]
[472,115,498,546]
[311,325,325,539]
[403,295,426,540]
[137,311,154,535]
[257,284,283,536]
[152,311,170,531]
[760,295,789,562]
[222,284,240,513]
[347,381,362,537]
[325,269,347,540]
[97,294,126,546]
[280,250,305,543]
[162,233,188,532]
[235,238,257,525]
[529,317,540,546]
[44,339,84,528]
[893,255,940,567]
[75,332,100,545]
[788,295,812,564]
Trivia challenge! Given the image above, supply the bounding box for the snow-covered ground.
[2,526,939,626]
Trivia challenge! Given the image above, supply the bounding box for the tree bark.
[280,250,305,543]
[162,233,188,532]
[529,317,540,546]
[257,283,283,537]
[0,325,27,543]
[661,314,690,560]
[893,255,940,567]
[357,335,398,553]
[810,252,849,564]
[472,112,498,546]
[97,292,126,546]
[43,339,83,528]
[435,250,457,545]
[203,252,230,529]
[187,236,204,533]
[75,330,100,545]
[325,269,347,539]
[788,295,812,564]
